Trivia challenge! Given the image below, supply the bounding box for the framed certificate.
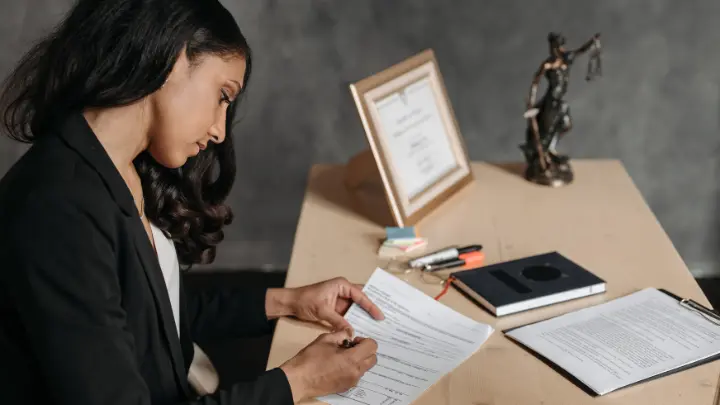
[349,49,473,227]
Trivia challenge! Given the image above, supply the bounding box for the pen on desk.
[409,245,483,268]
[423,251,484,272]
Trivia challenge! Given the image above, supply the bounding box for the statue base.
[524,160,574,188]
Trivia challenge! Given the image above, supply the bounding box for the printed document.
[506,288,720,395]
[319,268,494,405]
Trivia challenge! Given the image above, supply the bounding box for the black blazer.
[0,113,293,405]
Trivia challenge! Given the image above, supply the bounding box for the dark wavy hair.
[0,0,251,267]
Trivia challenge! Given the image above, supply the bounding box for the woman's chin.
[147,150,188,169]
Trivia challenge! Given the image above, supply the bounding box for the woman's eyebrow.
[229,79,242,96]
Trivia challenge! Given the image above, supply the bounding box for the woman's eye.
[220,89,231,104]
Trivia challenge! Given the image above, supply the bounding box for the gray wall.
[1,1,719,275]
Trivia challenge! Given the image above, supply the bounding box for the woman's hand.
[280,329,378,403]
[266,277,384,331]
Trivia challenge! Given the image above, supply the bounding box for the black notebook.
[450,251,606,316]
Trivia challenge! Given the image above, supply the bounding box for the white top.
[150,222,181,337]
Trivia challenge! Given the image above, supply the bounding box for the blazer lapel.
[129,218,191,395]
[178,277,195,372]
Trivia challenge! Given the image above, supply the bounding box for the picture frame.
[348,49,474,227]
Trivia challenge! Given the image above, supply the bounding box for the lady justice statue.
[521,31,602,187]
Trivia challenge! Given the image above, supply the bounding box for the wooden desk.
[267,160,720,404]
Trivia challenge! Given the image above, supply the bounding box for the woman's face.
[147,50,246,168]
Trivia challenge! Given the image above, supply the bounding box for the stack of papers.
[378,227,427,257]
[319,268,494,405]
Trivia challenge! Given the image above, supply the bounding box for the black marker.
[423,251,484,272]
[409,245,483,268]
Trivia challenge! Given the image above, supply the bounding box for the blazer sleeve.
[182,280,276,341]
[9,189,293,405]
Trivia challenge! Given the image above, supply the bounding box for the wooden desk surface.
[267,160,720,405]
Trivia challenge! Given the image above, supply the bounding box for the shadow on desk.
[310,164,395,227]
[697,277,720,310]
[183,269,287,387]
[308,161,535,228]
[486,162,526,179]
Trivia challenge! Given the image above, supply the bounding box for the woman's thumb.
[322,309,352,333]
[326,325,354,345]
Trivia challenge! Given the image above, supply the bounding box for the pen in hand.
[341,339,357,349]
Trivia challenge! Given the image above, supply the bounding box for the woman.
[0,1,383,404]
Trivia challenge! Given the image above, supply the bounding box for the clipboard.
[502,288,720,397]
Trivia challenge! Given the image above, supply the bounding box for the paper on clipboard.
[505,288,720,395]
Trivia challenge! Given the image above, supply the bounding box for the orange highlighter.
[422,251,485,272]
